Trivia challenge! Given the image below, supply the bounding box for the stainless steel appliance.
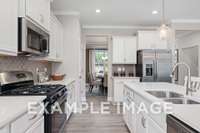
[18,18,49,56]
[0,71,67,133]
[167,115,199,133]
[136,49,172,82]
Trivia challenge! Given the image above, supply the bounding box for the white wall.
[176,31,200,85]
[52,15,82,107]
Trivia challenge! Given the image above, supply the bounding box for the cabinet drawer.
[11,103,44,133]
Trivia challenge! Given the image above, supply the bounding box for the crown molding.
[171,19,200,30]
[82,25,158,30]
[53,11,80,16]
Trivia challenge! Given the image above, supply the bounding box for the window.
[95,50,108,74]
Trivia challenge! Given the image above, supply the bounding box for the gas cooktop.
[0,84,65,96]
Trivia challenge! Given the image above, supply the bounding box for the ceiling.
[52,0,200,27]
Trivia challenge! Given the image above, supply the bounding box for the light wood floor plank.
[65,96,130,133]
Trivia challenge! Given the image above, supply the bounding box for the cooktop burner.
[1,84,65,96]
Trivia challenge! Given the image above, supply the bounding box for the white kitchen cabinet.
[124,37,137,64]
[0,125,10,133]
[137,31,168,50]
[11,102,44,133]
[112,36,137,64]
[147,117,165,133]
[112,37,125,64]
[25,117,44,133]
[136,111,148,133]
[0,0,18,56]
[49,13,64,62]
[123,87,136,133]
[113,78,140,102]
[113,79,124,102]
[25,0,50,31]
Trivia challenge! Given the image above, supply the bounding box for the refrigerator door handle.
[153,60,157,81]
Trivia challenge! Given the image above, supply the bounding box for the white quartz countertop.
[37,78,75,86]
[0,96,46,128]
[124,82,200,132]
[112,76,140,79]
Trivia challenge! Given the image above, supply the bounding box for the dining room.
[85,35,109,98]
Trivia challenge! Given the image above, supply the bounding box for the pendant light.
[159,0,169,40]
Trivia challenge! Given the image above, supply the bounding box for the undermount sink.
[163,98,200,104]
[146,91,184,98]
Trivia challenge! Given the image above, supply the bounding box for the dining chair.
[88,72,102,93]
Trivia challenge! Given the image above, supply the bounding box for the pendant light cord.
[162,0,165,24]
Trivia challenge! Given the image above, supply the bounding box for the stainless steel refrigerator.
[136,49,172,82]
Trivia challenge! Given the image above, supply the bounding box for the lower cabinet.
[113,77,140,102]
[136,111,148,133]
[123,86,166,133]
[1,102,45,133]
[0,125,10,133]
[25,117,44,133]
[148,117,165,133]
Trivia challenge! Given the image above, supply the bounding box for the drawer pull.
[141,117,147,128]
[29,114,38,120]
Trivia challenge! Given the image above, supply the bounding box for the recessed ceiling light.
[152,10,158,15]
[96,9,101,13]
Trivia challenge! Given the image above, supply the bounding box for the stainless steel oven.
[18,18,49,56]
[46,87,67,133]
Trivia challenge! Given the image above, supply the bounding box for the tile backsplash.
[0,56,51,82]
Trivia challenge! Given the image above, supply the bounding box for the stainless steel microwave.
[18,18,49,56]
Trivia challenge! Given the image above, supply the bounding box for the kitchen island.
[123,82,200,133]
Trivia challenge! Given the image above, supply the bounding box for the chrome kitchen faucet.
[171,62,191,95]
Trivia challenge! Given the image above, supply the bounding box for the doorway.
[85,35,110,99]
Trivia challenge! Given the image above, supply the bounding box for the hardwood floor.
[65,96,130,133]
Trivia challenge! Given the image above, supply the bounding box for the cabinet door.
[136,111,148,133]
[114,80,124,102]
[49,14,57,60]
[25,117,44,133]
[56,21,64,60]
[112,37,125,64]
[138,31,155,50]
[0,0,18,56]
[154,32,168,49]
[26,0,50,30]
[138,31,168,50]
[148,117,165,133]
[124,37,137,64]
[0,125,10,133]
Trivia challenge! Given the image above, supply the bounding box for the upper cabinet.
[30,13,64,62]
[112,36,137,64]
[0,0,18,56]
[19,0,50,31]
[49,13,64,62]
[137,31,168,50]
